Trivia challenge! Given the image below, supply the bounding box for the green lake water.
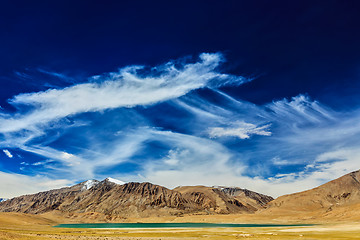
[54,223,313,229]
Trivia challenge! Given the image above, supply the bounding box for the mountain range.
[1,170,360,221]
[0,177,273,219]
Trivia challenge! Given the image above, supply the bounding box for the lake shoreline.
[54,222,315,229]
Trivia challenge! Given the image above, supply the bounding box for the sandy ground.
[1,213,360,240]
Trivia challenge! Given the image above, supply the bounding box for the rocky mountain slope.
[219,187,274,209]
[175,186,273,214]
[263,170,360,216]
[0,178,273,218]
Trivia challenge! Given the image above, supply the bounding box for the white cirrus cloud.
[0,171,73,198]
[0,53,248,134]
[208,121,271,139]
[3,149,13,158]
[266,94,335,125]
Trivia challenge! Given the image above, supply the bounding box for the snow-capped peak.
[105,177,125,185]
[82,180,99,190]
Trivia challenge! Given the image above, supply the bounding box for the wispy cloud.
[3,149,13,158]
[0,171,72,199]
[266,94,335,125]
[36,68,76,83]
[208,121,271,139]
[0,53,246,134]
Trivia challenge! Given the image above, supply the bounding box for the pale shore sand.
[4,224,360,240]
[279,223,360,232]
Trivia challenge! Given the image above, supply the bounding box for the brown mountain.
[175,186,273,214]
[0,179,273,219]
[262,170,360,219]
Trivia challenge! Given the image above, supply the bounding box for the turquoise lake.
[54,223,313,229]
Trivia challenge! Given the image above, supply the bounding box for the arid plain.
[1,211,360,240]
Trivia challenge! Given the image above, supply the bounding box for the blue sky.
[1,1,360,198]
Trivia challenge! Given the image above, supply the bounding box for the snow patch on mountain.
[105,177,125,185]
[82,180,99,190]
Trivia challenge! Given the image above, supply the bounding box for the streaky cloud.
[0,171,73,199]
[266,94,335,125]
[0,53,247,134]
[208,121,271,139]
[3,149,13,158]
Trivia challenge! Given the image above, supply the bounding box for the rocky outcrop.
[174,186,273,214]
[219,187,274,208]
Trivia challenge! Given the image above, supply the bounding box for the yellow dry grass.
[1,212,360,240]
